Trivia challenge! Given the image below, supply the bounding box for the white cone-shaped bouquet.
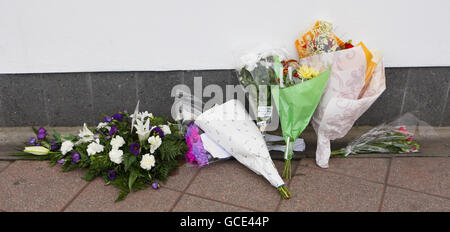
[300,46,386,168]
[195,99,291,199]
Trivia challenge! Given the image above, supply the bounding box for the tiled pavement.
[0,157,449,212]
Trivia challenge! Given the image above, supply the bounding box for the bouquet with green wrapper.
[271,58,330,179]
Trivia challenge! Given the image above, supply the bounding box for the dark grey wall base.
[1,67,449,127]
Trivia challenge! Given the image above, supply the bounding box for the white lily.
[78,123,94,143]
[24,146,50,156]
[134,118,151,143]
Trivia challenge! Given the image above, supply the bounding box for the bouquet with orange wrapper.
[295,21,386,168]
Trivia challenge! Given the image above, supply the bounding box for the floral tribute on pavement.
[18,109,187,202]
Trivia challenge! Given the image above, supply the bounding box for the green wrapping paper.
[272,67,330,179]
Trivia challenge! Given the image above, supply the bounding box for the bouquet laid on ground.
[172,92,291,198]
[295,20,386,168]
[331,113,435,156]
[194,100,291,198]
[17,105,187,202]
[271,57,331,179]
[237,50,285,132]
[331,125,420,156]
[172,91,305,169]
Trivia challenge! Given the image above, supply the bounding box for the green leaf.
[124,155,137,172]
[83,170,96,181]
[128,170,138,191]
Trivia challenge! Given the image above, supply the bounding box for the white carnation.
[87,140,104,156]
[61,141,74,155]
[160,125,171,135]
[140,153,155,171]
[148,135,162,154]
[110,135,125,149]
[109,149,123,164]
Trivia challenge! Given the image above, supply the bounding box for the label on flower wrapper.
[257,106,273,118]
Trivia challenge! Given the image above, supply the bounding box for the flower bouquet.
[330,113,438,157]
[237,50,285,132]
[331,125,420,156]
[16,106,187,202]
[295,20,354,59]
[271,57,331,179]
[194,99,291,199]
[293,20,386,168]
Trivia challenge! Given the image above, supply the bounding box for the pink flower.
[398,126,408,133]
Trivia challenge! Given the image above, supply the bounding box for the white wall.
[1,0,449,73]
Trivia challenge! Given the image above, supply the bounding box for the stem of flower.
[282,159,291,180]
[277,185,291,199]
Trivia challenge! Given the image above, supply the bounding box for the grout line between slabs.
[384,184,450,200]
[298,161,388,185]
[181,192,261,212]
[378,157,393,212]
[168,169,201,212]
[58,179,93,212]
[0,161,14,174]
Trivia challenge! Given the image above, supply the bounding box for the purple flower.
[72,152,80,164]
[123,110,128,114]
[109,126,118,136]
[93,134,99,139]
[57,159,64,165]
[103,116,112,122]
[35,142,41,146]
[152,182,160,190]
[129,143,140,156]
[37,127,47,140]
[51,144,59,151]
[113,113,123,122]
[151,127,164,138]
[108,171,116,181]
[29,137,36,144]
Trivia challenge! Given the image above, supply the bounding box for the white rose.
[109,149,123,164]
[140,153,155,171]
[110,135,125,149]
[87,140,104,156]
[148,135,162,154]
[61,141,74,155]
[160,125,171,135]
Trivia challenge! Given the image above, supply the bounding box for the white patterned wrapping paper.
[300,46,386,168]
[195,100,285,188]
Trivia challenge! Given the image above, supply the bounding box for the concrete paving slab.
[388,157,450,198]
[186,160,284,212]
[162,163,200,192]
[64,178,181,212]
[172,194,252,212]
[299,158,390,183]
[381,186,450,212]
[0,161,88,212]
[279,166,384,212]
[0,161,11,172]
